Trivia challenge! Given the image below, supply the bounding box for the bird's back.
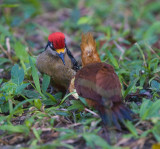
[75,62,122,106]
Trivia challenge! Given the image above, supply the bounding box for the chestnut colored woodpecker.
[70,33,132,129]
[36,32,79,93]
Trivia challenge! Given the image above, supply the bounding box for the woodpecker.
[36,32,79,93]
[70,33,132,129]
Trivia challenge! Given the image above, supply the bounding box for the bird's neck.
[82,53,101,67]
[44,48,72,68]
[46,48,66,57]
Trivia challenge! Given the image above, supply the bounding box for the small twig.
[0,39,13,63]
[0,139,8,145]
[134,120,142,127]
[135,43,147,67]
[113,41,125,60]
[6,37,13,63]
[123,80,128,87]
[146,43,160,60]
[84,108,99,117]
[67,123,82,128]
[6,37,11,55]
[0,44,8,55]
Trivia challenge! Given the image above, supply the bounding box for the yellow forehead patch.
[56,48,65,54]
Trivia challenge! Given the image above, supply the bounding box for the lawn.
[0,0,160,149]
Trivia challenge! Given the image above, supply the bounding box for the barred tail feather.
[112,103,132,121]
[98,103,132,130]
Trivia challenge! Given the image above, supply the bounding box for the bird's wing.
[95,63,122,103]
[75,63,102,105]
[75,62,122,106]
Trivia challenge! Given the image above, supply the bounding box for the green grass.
[0,0,160,148]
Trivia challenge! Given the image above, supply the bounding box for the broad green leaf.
[143,22,160,40]
[0,79,2,84]
[55,111,69,116]
[153,67,160,74]
[0,57,10,65]
[124,78,139,98]
[23,90,40,98]
[135,43,146,65]
[9,98,35,118]
[106,50,119,69]
[130,102,139,114]
[147,100,160,118]
[45,93,57,102]
[56,128,77,141]
[148,58,159,71]
[15,83,30,95]
[140,129,152,138]
[1,82,17,94]
[25,117,35,128]
[0,125,29,135]
[14,42,29,63]
[8,99,13,113]
[67,100,84,111]
[55,128,75,133]
[11,64,24,85]
[78,16,91,25]
[32,128,41,141]
[0,95,5,104]
[36,141,74,149]
[152,122,160,142]
[124,121,138,138]
[70,9,80,23]
[0,116,7,123]
[29,57,41,93]
[0,24,11,36]
[34,99,42,110]
[54,92,63,100]
[140,99,152,120]
[151,80,160,91]
[34,23,49,35]
[59,133,77,141]
[42,98,56,106]
[140,99,160,120]
[79,96,87,106]
[42,74,50,93]
[83,133,111,149]
[0,102,9,113]
[140,75,146,87]
[60,92,75,104]
[0,4,19,8]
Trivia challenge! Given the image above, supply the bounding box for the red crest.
[48,32,65,49]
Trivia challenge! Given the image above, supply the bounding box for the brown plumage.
[36,32,79,93]
[37,49,75,93]
[73,33,132,129]
[81,33,101,66]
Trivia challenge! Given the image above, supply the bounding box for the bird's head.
[45,32,66,65]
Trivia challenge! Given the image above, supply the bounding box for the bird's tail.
[98,102,132,130]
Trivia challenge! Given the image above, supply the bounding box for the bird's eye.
[49,42,54,50]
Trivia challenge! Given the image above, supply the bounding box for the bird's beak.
[56,48,65,65]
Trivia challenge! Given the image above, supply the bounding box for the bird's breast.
[36,50,75,92]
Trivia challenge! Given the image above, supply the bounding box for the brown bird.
[36,32,79,93]
[73,33,132,129]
